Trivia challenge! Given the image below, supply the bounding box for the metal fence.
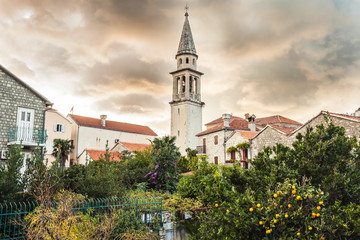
[0,197,162,240]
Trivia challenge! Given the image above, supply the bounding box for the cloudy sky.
[1,0,359,136]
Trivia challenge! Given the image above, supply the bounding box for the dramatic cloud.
[1,0,360,135]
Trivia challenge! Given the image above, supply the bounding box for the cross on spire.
[185,2,189,16]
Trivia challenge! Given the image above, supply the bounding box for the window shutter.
[62,124,65,133]
[54,124,57,132]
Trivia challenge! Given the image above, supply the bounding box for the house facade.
[44,108,73,167]
[0,65,52,163]
[197,113,302,166]
[68,114,157,163]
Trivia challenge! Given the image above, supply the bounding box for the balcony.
[196,146,206,154]
[8,126,46,146]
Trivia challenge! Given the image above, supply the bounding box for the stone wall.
[250,113,360,158]
[0,68,47,151]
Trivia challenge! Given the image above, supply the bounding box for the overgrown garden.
[0,122,359,239]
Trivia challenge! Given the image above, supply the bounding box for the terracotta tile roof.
[269,125,297,135]
[69,114,157,136]
[197,117,249,136]
[86,149,122,162]
[181,171,194,176]
[205,116,244,126]
[255,115,302,126]
[120,142,151,152]
[236,131,258,140]
[329,112,360,121]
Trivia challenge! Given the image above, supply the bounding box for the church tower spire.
[170,8,204,155]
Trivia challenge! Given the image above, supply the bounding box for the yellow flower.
[274,202,278,206]
[266,229,272,234]
[249,208,254,212]
[280,205,283,208]
[288,204,291,208]
[308,226,313,230]
[285,214,288,218]
[296,195,301,200]
[317,206,321,210]
[319,201,323,205]
[215,204,219,208]
[316,213,320,217]
[312,212,316,216]
[292,190,297,194]
[273,219,277,224]
[259,221,263,225]
[349,160,352,163]
[275,214,279,218]
[309,195,313,199]
[273,193,278,198]
[297,232,301,236]
[292,185,296,189]
[267,207,270,210]
[311,215,315,219]
[257,204,261,208]
[321,237,325,240]
[226,209,230,213]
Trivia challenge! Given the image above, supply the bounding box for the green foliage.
[145,136,181,192]
[236,142,249,150]
[52,139,74,168]
[226,146,237,153]
[180,123,360,239]
[118,149,154,189]
[0,144,25,203]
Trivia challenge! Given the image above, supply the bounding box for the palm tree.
[52,139,74,168]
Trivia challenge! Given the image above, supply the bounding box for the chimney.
[245,113,256,132]
[100,115,107,127]
[355,107,360,117]
[222,113,232,128]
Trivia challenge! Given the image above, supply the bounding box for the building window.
[193,58,195,65]
[214,156,218,165]
[178,130,180,136]
[179,58,183,64]
[231,151,235,160]
[214,135,218,145]
[54,123,65,133]
[186,57,189,64]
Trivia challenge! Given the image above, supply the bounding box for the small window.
[186,57,189,64]
[178,130,180,136]
[214,156,218,165]
[193,58,195,65]
[214,135,218,145]
[179,58,183,64]
[54,124,65,133]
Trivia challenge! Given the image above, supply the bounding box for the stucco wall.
[44,110,72,167]
[75,126,156,160]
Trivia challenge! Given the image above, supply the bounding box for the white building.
[68,114,157,163]
[170,10,204,155]
[44,108,73,167]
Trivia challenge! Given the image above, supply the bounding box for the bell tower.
[170,9,204,155]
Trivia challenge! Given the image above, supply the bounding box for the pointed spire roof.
[177,11,197,56]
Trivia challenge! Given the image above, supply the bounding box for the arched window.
[189,76,193,93]
[177,77,180,94]
[182,76,186,93]
[193,58,195,65]
[194,77,197,94]
[179,58,183,64]
[186,57,189,64]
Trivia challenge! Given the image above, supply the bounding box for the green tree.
[0,144,25,203]
[145,136,181,192]
[180,123,360,239]
[52,139,74,168]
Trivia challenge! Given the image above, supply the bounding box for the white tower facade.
[170,11,204,155]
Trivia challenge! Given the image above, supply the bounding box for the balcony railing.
[196,146,206,154]
[8,126,46,145]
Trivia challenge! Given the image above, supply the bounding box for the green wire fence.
[0,197,162,240]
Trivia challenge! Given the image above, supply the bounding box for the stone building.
[68,114,157,164]
[197,113,302,166]
[0,64,52,165]
[250,110,360,159]
[170,10,204,155]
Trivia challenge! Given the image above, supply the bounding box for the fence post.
[135,199,138,218]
